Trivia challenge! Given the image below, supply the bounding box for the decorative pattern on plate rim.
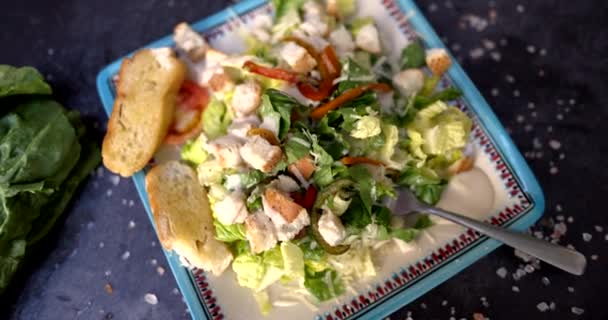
[102,1,535,319]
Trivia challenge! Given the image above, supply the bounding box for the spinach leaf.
[0,65,52,98]
[400,41,425,69]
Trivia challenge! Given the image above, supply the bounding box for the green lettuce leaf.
[259,89,298,140]
[202,98,233,139]
[0,65,52,98]
[232,252,266,289]
[181,135,208,165]
[400,41,425,69]
[304,267,344,302]
[284,131,310,164]
[214,220,247,242]
[397,167,446,205]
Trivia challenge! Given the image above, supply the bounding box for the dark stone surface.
[1,0,606,319]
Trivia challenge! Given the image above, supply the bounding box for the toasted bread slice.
[102,48,186,177]
[425,48,452,76]
[146,161,233,275]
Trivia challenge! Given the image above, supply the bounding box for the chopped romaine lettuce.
[397,167,446,205]
[262,246,284,269]
[181,135,208,165]
[350,115,382,139]
[202,98,233,139]
[197,161,225,186]
[214,220,247,242]
[253,290,272,315]
[239,170,268,189]
[280,241,305,280]
[334,0,356,18]
[327,240,375,279]
[258,89,298,140]
[284,131,311,164]
[232,252,266,289]
[304,267,345,302]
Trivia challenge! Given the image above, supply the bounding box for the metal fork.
[385,188,587,275]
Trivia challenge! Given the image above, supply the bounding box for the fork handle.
[423,207,587,275]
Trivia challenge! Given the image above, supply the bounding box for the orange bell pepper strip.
[310,83,392,120]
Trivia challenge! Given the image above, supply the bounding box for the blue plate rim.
[95,0,545,319]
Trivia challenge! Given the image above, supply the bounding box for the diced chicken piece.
[262,188,310,241]
[303,1,324,20]
[206,68,235,94]
[231,81,262,117]
[318,211,346,246]
[288,156,316,180]
[355,24,382,54]
[173,22,208,62]
[329,25,355,57]
[300,19,328,37]
[280,42,317,74]
[268,175,300,193]
[392,69,425,96]
[244,212,278,254]
[239,136,283,173]
[214,191,249,225]
[228,116,261,140]
[224,174,243,191]
[425,48,452,76]
[205,135,243,168]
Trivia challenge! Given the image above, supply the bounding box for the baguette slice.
[146,161,233,275]
[102,48,186,177]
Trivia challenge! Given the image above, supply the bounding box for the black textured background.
[1,0,607,319]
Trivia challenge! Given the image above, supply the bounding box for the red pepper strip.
[243,61,299,83]
[321,45,341,78]
[310,83,392,120]
[296,78,335,101]
[340,156,386,167]
[291,185,318,211]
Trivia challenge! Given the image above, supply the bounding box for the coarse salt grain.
[121,251,130,260]
[556,215,565,221]
[567,286,574,293]
[469,48,485,59]
[549,302,556,310]
[605,234,608,241]
[582,233,592,242]
[106,189,113,197]
[442,300,448,306]
[121,199,127,205]
[128,200,135,207]
[567,216,573,223]
[556,114,564,120]
[144,293,158,305]
[524,264,535,273]
[548,140,561,150]
[571,307,584,315]
[541,277,550,285]
[513,90,520,97]
[420,302,427,309]
[537,302,549,312]
[516,115,525,123]
[172,288,180,295]
[128,220,136,229]
[490,52,501,61]
[491,88,499,96]
[594,225,603,232]
[105,270,112,277]
[157,266,165,276]
[556,204,563,212]
[549,167,559,175]
[512,286,520,292]
[99,242,105,248]
[150,259,158,266]
[505,74,515,83]
[109,175,120,186]
[516,4,525,13]
[526,45,536,53]
[496,267,507,278]
[591,254,598,261]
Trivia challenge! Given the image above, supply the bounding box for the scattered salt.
[594,225,603,232]
[451,43,462,52]
[567,286,574,293]
[556,99,564,106]
[172,288,180,295]
[106,189,113,197]
[582,233,592,242]
[549,167,559,175]
[109,175,120,186]
[513,90,520,97]
[105,270,112,277]
[150,259,158,266]
[469,48,485,59]
[121,251,130,260]
[516,4,525,13]
[96,167,104,178]
[531,111,538,118]
[549,302,556,310]
[490,51,501,61]
[571,307,584,315]
[144,293,158,305]
[567,216,574,223]
[556,114,564,120]
[442,300,448,306]
[428,3,438,12]
[526,45,536,54]
[499,38,508,46]
[121,199,127,205]
[496,267,507,278]
[556,215,565,221]
[590,254,598,261]
[128,200,135,207]
[569,98,576,105]
[512,286,520,292]
[541,277,550,286]
[605,234,608,241]
[524,124,533,132]
[537,302,549,312]
[540,49,547,56]
[505,74,515,83]
[157,266,165,276]
[86,221,95,230]
[524,264,535,273]
[556,204,563,212]
[516,115,525,123]
[559,153,565,160]
[128,220,136,229]
[491,88,499,96]
[548,140,561,150]
[47,48,55,56]
[99,242,105,249]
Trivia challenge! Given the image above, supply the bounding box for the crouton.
[231,80,262,117]
[244,212,278,254]
[239,136,283,173]
[426,48,452,76]
[280,42,317,74]
[392,68,425,96]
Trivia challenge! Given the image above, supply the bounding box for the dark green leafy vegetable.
[284,132,310,164]
[0,66,99,293]
[414,214,434,229]
[400,42,425,69]
[259,89,299,140]
[0,65,52,97]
